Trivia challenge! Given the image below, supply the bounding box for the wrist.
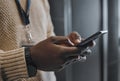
[24,47,37,77]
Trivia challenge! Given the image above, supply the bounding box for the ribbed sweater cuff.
[0,48,28,81]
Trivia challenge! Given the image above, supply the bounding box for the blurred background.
[48,0,120,81]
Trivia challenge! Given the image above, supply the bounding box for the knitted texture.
[0,0,55,81]
[0,48,28,81]
[0,0,18,51]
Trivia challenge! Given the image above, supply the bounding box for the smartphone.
[76,30,108,47]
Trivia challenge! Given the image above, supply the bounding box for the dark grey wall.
[49,0,65,36]
[108,0,119,81]
[72,0,101,81]
[49,0,102,81]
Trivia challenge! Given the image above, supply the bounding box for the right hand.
[30,36,78,71]
[30,35,94,71]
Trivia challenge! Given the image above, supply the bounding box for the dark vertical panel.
[99,0,104,81]
[49,1,66,81]
[64,0,72,35]
[49,0,65,36]
[64,0,73,81]
[49,0,72,81]
[72,0,101,81]
[100,0,108,81]
[101,0,108,81]
[108,0,119,81]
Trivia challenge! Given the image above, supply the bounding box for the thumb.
[68,32,82,45]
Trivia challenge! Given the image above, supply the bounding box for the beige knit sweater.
[0,0,55,81]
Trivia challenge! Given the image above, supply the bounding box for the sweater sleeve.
[0,48,29,81]
[0,1,29,80]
